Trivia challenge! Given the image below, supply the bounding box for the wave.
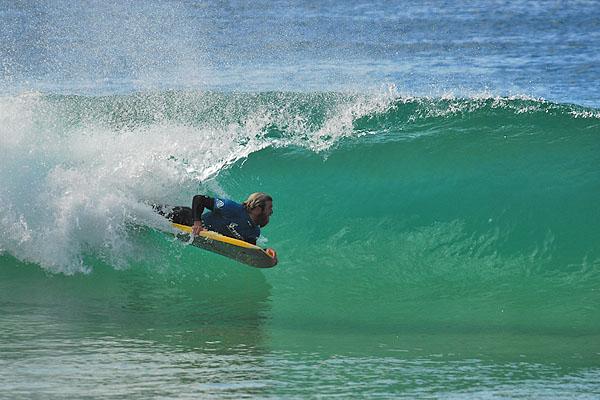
[0,90,598,283]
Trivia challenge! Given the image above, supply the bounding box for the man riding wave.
[156,192,274,247]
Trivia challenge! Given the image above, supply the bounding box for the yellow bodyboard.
[171,223,277,268]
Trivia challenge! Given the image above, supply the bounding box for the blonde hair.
[243,192,272,211]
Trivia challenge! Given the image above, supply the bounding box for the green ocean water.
[1,92,600,398]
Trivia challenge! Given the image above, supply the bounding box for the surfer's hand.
[266,248,277,263]
[192,221,205,236]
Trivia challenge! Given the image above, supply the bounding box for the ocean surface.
[1,1,600,398]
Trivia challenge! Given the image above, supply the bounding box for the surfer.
[191,192,273,244]
[155,192,277,267]
[159,192,274,248]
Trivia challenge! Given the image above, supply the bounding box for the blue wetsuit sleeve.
[192,195,215,222]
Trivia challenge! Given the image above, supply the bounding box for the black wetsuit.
[156,195,214,226]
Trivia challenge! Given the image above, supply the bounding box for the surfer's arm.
[191,195,215,235]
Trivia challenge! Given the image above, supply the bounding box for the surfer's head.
[244,192,273,227]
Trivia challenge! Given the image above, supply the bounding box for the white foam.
[0,94,270,273]
[310,92,396,151]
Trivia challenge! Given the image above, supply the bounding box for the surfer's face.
[257,201,273,227]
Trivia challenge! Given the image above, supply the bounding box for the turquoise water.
[2,0,600,398]
[1,92,599,398]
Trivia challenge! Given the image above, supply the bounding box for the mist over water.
[3,0,600,104]
[1,0,600,398]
